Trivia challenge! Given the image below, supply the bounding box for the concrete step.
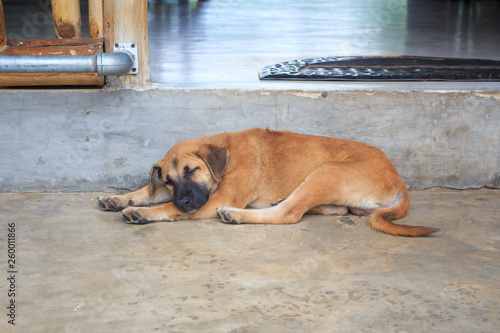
[0,87,498,191]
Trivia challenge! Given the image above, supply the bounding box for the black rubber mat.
[259,56,500,81]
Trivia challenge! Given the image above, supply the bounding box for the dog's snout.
[177,196,193,212]
[173,179,210,213]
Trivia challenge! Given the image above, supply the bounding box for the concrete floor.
[1,189,499,332]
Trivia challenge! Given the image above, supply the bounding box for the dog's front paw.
[96,195,133,211]
[121,207,151,224]
[216,207,242,224]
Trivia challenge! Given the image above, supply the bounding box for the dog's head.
[149,143,229,213]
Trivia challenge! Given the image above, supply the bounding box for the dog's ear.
[196,144,229,182]
[149,164,162,195]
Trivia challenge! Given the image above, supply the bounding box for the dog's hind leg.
[274,199,348,216]
[217,161,438,236]
[217,162,351,224]
[307,204,348,215]
[96,185,172,211]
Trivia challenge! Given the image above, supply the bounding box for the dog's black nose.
[177,197,193,212]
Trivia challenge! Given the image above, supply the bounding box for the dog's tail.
[368,188,438,237]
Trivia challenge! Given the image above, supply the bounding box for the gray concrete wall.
[0,88,498,192]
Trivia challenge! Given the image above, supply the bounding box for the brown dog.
[97,128,437,236]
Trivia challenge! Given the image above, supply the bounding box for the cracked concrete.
[0,189,498,332]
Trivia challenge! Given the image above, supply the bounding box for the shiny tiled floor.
[147,0,500,88]
[3,0,500,89]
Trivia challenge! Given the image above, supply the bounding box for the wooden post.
[104,0,151,87]
[89,0,104,38]
[51,0,82,39]
[0,0,7,49]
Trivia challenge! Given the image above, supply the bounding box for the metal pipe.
[0,55,95,74]
[0,51,134,76]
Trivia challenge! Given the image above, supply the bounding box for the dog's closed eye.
[185,166,200,179]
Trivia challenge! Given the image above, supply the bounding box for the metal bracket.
[113,43,139,75]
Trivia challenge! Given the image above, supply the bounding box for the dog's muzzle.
[173,180,210,213]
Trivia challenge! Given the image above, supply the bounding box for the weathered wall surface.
[0,89,498,192]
